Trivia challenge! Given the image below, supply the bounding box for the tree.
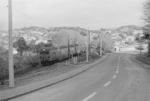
[135,45,144,54]
[102,33,114,52]
[28,40,36,52]
[143,0,150,25]
[45,40,54,48]
[135,33,143,43]
[91,32,113,54]
[34,42,45,53]
[135,34,144,54]
[140,30,150,56]
[0,46,5,53]
[143,0,150,56]
[14,37,29,56]
[52,29,86,49]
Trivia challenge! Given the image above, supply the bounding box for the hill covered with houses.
[110,25,143,48]
[0,25,144,52]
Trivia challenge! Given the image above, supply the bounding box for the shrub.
[0,54,41,82]
[14,56,29,73]
[14,55,41,72]
[0,56,8,80]
[25,55,41,68]
[135,45,144,51]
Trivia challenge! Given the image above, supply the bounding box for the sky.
[0,0,145,30]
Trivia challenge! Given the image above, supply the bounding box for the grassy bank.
[0,52,101,90]
[136,53,150,67]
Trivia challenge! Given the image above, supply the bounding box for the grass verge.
[136,54,150,66]
[0,52,101,91]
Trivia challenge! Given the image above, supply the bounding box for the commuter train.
[39,44,86,66]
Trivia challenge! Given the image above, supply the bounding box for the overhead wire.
[0,0,7,13]
[1,0,49,29]
[14,10,33,19]
[0,0,8,30]
[13,10,49,28]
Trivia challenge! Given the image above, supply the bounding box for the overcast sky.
[0,0,145,30]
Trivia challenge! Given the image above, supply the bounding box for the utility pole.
[86,29,89,62]
[100,29,103,56]
[98,30,101,56]
[68,36,70,62]
[100,37,103,56]
[8,0,14,87]
[88,30,90,54]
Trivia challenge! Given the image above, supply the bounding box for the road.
[9,53,150,101]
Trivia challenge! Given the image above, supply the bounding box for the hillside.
[0,26,88,50]
[109,25,143,46]
[0,25,143,50]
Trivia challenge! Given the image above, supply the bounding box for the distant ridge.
[0,25,144,49]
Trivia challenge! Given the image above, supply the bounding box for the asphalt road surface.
[9,53,150,101]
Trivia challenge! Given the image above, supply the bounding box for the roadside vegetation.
[0,29,114,85]
[136,53,150,66]
[142,0,150,56]
[133,0,150,67]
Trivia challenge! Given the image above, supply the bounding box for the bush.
[14,56,29,73]
[0,54,41,82]
[0,56,8,80]
[25,55,41,68]
[89,52,100,60]
[14,55,41,72]
[135,45,144,51]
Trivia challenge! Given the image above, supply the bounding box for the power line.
[0,0,8,7]
[0,0,7,4]
[1,0,49,28]
[0,0,8,31]
[14,10,33,19]
[0,0,8,14]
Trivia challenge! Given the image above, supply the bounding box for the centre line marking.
[117,56,121,66]
[82,92,97,101]
[113,75,117,79]
[104,81,111,87]
[116,70,119,74]
[116,56,120,71]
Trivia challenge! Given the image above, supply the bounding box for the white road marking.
[113,75,117,79]
[104,81,111,87]
[82,92,97,101]
[116,56,120,74]
[117,56,121,66]
[116,70,119,74]
[118,56,121,62]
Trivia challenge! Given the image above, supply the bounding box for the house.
[114,46,120,52]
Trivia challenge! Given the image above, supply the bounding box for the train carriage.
[39,44,85,66]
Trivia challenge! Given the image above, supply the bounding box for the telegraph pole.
[98,30,101,56]
[68,36,70,62]
[86,29,89,62]
[100,37,102,56]
[100,29,102,56]
[8,0,14,87]
[88,30,90,54]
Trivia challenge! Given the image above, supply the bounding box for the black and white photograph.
[0,0,150,101]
